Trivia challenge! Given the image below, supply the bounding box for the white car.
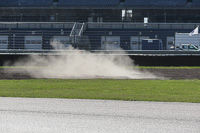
[176,44,199,51]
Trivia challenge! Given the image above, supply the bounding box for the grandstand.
[0,0,200,51]
[0,0,200,66]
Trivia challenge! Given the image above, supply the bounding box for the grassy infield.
[0,66,200,103]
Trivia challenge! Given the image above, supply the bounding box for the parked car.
[176,44,199,51]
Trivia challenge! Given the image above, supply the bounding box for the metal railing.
[0,22,75,29]
[70,22,77,36]
[78,23,85,36]
[0,22,199,30]
[87,22,200,30]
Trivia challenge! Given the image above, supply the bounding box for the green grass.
[0,79,200,103]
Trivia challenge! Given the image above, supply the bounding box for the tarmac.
[0,97,200,133]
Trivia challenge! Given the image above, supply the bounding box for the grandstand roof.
[0,0,199,9]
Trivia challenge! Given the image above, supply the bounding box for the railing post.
[8,29,11,49]
[42,31,44,49]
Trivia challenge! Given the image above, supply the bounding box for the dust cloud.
[10,41,158,79]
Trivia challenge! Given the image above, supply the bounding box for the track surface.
[0,97,200,133]
[0,68,200,79]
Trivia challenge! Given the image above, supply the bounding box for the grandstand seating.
[56,0,119,6]
[0,0,52,7]
[124,0,187,7]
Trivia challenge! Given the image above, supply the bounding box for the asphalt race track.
[0,97,200,133]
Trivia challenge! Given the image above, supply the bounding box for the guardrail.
[87,22,200,30]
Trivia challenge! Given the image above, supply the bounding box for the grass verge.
[0,79,200,103]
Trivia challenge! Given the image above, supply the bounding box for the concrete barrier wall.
[1,54,200,66]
